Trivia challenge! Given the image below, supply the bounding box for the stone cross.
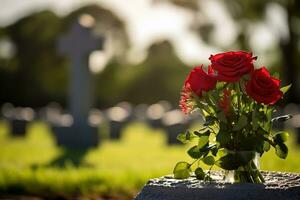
[59,20,102,125]
[54,18,103,148]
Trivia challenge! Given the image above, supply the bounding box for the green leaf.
[217,111,227,123]
[216,154,240,170]
[216,82,226,90]
[263,107,274,131]
[195,167,205,180]
[176,131,195,144]
[254,139,265,155]
[216,151,255,170]
[274,132,289,144]
[187,144,214,159]
[202,156,215,165]
[202,144,217,152]
[217,148,228,158]
[186,131,196,141]
[216,131,231,145]
[211,145,219,156]
[173,162,191,179]
[263,141,271,152]
[280,84,291,95]
[187,146,203,159]
[275,143,288,159]
[257,126,269,136]
[194,126,209,136]
[176,132,188,144]
[266,108,274,122]
[204,116,215,126]
[233,115,248,131]
[198,130,210,148]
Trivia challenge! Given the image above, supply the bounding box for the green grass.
[0,121,299,199]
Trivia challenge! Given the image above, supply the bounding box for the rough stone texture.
[134,171,300,200]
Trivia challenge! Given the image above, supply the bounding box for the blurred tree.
[121,40,190,106]
[93,59,125,107]
[94,40,190,107]
[0,11,67,107]
[224,0,300,103]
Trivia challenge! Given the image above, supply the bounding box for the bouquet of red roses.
[174,51,292,183]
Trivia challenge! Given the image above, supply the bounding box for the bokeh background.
[0,0,300,199]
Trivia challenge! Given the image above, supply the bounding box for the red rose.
[246,67,283,105]
[184,65,217,96]
[180,66,216,114]
[209,51,256,82]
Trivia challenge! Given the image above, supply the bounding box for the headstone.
[146,101,172,129]
[106,105,130,140]
[272,107,285,131]
[162,109,189,145]
[291,114,300,144]
[11,119,27,136]
[37,102,63,123]
[1,104,34,136]
[284,104,300,144]
[53,16,104,149]
[284,103,300,128]
[134,104,149,122]
[11,107,34,136]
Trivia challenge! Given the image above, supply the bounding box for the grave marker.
[162,109,189,145]
[146,101,171,129]
[1,104,34,136]
[284,104,300,144]
[53,16,104,148]
[106,105,130,140]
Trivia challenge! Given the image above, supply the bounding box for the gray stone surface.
[134,171,300,200]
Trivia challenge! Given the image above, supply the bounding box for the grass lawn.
[0,121,299,199]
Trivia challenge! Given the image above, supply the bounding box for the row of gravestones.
[2,102,300,147]
[0,101,201,146]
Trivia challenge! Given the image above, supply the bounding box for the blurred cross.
[55,16,104,148]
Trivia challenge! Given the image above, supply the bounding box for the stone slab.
[10,119,27,136]
[134,171,300,200]
[52,125,98,149]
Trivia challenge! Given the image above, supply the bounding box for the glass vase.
[223,151,265,183]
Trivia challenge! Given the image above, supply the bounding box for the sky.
[0,0,284,66]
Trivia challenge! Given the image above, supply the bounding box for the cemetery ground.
[0,121,300,199]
